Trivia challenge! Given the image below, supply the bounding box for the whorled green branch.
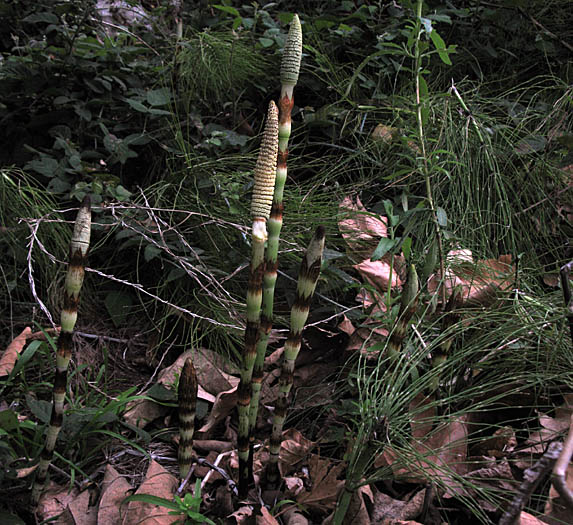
[265,226,325,488]
[237,100,279,499]
[32,196,91,505]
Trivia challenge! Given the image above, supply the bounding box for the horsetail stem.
[387,264,419,360]
[178,357,198,479]
[249,14,303,440]
[32,197,91,505]
[238,101,279,498]
[265,226,325,488]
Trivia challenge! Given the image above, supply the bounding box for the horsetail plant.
[265,226,325,488]
[249,13,303,446]
[237,100,279,498]
[32,197,91,505]
[386,264,419,361]
[178,357,198,480]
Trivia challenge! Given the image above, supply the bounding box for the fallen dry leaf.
[197,385,237,437]
[354,258,404,294]
[36,482,79,523]
[379,415,468,491]
[519,512,546,524]
[277,428,315,476]
[409,393,437,439]
[121,460,182,525]
[371,488,425,522]
[0,326,32,376]
[123,398,168,428]
[256,507,280,525]
[339,196,388,260]
[65,489,98,525]
[427,251,514,306]
[98,465,132,525]
[297,455,345,513]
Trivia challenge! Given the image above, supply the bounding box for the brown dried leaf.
[66,489,98,525]
[256,507,280,525]
[339,197,388,260]
[98,465,132,525]
[278,428,315,475]
[380,416,468,489]
[0,326,32,376]
[371,124,399,145]
[122,460,182,525]
[427,252,514,306]
[198,386,237,437]
[409,393,436,439]
[355,258,404,294]
[36,483,79,523]
[123,398,168,428]
[518,512,546,524]
[297,455,345,512]
[371,488,425,522]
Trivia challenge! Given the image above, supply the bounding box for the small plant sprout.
[178,357,198,480]
[265,226,325,488]
[32,196,91,505]
[237,100,279,498]
[249,12,303,457]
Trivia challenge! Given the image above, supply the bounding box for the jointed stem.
[265,226,325,488]
[178,357,198,479]
[32,197,91,505]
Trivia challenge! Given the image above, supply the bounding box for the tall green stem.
[413,0,446,308]
[265,226,325,488]
[32,197,91,505]
[249,13,303,442]
[237,101,279,498]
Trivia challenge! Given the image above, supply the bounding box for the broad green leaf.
[125,98,148,113]
[122,494,181,511]
[23,12,59,24]
[259,37,274,48]
[430,30,452,65]
[372,237,401,261]
[25,157,59,178]
[213,5,240,17]
[144,244,162,262]
[402,237,413,260]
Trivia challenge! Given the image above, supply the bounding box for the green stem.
[265,226,325,488]
[32,197,91,505]
[237,101,279,499]
[413,0,446,309]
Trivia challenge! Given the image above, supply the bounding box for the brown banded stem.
[249,13,303,442]
[178,357,198,479]
[32,197,91,505]
[237,101,279,499]
[265,226,325,488]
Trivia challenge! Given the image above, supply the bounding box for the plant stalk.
[32,196,91,505]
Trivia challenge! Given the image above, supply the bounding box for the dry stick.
[237,101,279,499]
[552,413,573,511]
[31,197,91,505]
[499,441,562,525]
[248,13,303,461]
[265,226,325,488]
[178,357,198,480]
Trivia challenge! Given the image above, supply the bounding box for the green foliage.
[123,479,215,525]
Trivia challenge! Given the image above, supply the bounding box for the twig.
[499,441,562,525]
[551,413,573,511]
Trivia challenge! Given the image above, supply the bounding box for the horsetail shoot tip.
[238,100,279,498]
[178,357,198,479]
[249,13,303,443]
[32,196,91,505]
